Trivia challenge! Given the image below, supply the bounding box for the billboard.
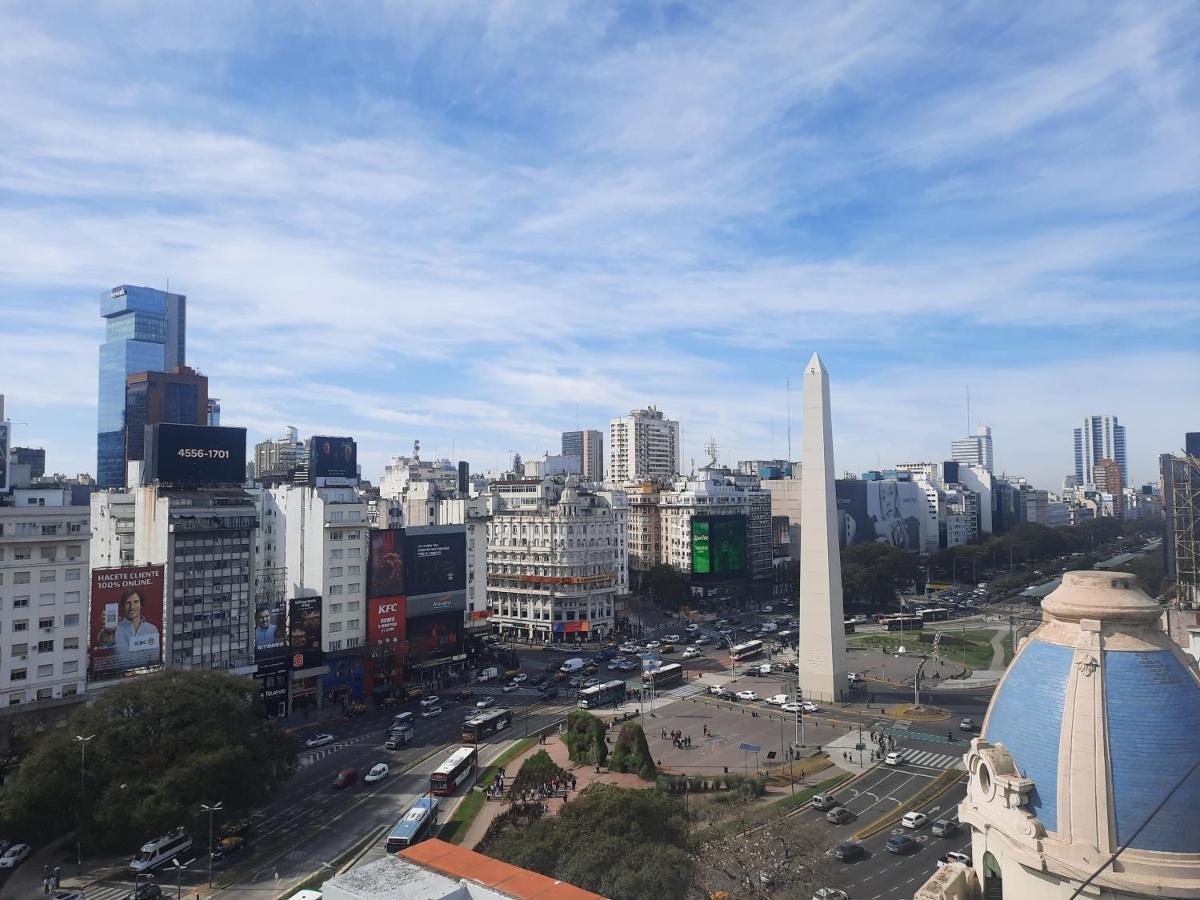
[407,610,461,654]
[836,479,926,551]
[0,420,8,493]
[407,590,466,619]
[310,435,357,481]
[772,516,791,557]
[368,528,406,598]
[145,423,246,486]
[690,515,748,579]
[368,596,407,647]
[288,596,323,670]
[405,528,466,597]
[89,565,164,678]
[254,594,288,661]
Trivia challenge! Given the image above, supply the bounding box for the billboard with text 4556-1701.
[90,565,164,679]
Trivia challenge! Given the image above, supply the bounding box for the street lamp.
[170,857,189,900]
[200,801,223,887]
[75,734,95,876]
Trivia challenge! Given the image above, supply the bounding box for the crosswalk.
[297,733,368,767]
[80,881,157,900]
[902,748,965,770]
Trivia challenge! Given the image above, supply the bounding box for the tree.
[0,670,298,853]
[695,816,833,898]
[840,542,921,608]
[643,565,688,610]
[563,710,607,767]
[608,723,655,780]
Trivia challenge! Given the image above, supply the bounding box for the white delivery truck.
[478,666,499,682]
[559,658,585,674]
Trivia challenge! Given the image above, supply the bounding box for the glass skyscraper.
[97,285,186,487]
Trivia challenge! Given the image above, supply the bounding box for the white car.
[0,844,31,869]
[476,696,496,709]
[664,634,680,643]
[901,811,928,829]
[682,648,701,659]
[800,701,820,713]
[847,672,862,683]
[304,733,335,748]
[767,694,790,705]
[420,695,441,708]
[511,673,528,683]
[780,702,802,713]
[735,690,758,702]
[685,623,699,632]
[421,706,443,719]
[364,763,390,784]
[708,684,728,696]
[885,751,904,766]
[620,643,639,653]
[761,605,773,612]
[645,640,661,650]
[501,683,519,693]
[813,889,848,900]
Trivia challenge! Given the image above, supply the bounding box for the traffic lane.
[789,764,940,840]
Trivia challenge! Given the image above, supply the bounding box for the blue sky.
[1,2,1197,488]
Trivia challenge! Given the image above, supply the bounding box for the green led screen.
[690,515,747,579]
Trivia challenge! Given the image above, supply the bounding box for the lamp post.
[200,801,223,887]
[75,734,94,876]
[170,857,189,900]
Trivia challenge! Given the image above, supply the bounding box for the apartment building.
[608,407,680,483]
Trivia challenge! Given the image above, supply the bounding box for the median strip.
[851,768,965,840]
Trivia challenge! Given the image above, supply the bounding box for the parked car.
[885,751,904,766]
[735,690,758,702]
[937,850,971,868]
[708,684,729,697]
[901,811,928,829]
[931,819,960,837]
[685,623,699,632]
[304,733,335,749]
[476,697,496,709]
[847,672,862,683]
[420,695,441,708]
[780,702,802,714]
[332,768,358,790]
[825,806,855,825]
[531,674,547,686]
[364,763,390,783]
[0,844,30,869]
[538,686,560,700]
[811,791,839,810]
[645,640,661,650]
[421,705,444,718]
[694,634,712,645]
[885,835,919,855]
[812,889,847,900]
[833,841,866,862]
[540,643,557,651]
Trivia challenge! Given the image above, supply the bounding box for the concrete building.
[796,353,847,704]
[97,285,186,487]
[124,367,209,465]
[658,465,769,583]
[378,449,459,500]
[0,506,89,719]
[253,427,306,482]
[562,429,604,482]
[608,407,680,482]
[952,424,994,473]
[523,454,581,478]
[1093,457,1124,518]
[485,480,624,644]
[1074,415,1127,488]
[626,481,664,577]
[12,448,45,481]
[917,570,1200,899]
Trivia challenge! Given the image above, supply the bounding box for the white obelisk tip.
[806,352,827,375]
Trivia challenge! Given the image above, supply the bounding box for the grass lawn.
[848,627,1000,671]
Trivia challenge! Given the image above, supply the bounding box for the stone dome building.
[917,570,1200,899]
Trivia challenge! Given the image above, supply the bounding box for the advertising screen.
[690,515,748,579]
[89,565,164,678]
[146,423,246,486]
[310,435,358,481]
[404,528,466,597]
[369,596,407,647]
[407,590,466,619]
[407,610,461,654]
[368,528,406,598]
[254,594,288,661]
[288,596,323,670]
[836,480,926,551]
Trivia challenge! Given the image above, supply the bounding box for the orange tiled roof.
[400,839,605,900]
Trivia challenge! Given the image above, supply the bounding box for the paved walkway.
[988,630,1006,669]
[459,732,649,851]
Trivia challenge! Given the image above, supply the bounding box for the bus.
[730,639,764,662]
[578,680,627,709]
[384,797,439,851]
[462,708,513,742]
[883,615,925,632]
[642,663,684,691]
[430,746,478,796]
[843,620,856,634]
[919,607,950,622]
[775,629,797,647]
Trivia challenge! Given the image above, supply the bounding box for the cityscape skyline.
[2,5,1197,489]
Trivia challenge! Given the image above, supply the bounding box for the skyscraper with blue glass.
[97,285,186,487]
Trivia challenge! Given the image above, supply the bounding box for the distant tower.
[796,353,847,703]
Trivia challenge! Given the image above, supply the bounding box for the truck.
[477,667,499,682]
[559,658,585,674]
[385,726,414,750]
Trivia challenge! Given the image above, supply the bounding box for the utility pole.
[75,734,95,876]
[200,801,223,887]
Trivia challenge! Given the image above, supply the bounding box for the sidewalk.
[459,733,648,851]
[1,836,131,900]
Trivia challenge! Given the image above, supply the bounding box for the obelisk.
[796,352,847,703]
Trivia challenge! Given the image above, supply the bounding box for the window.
[329,603,343,614]
[348,582,360,593]
[346,531,360,540]
[346,636,361,648]
[40,546,57,561]
[37,640,54,653]
[41,525,58,535]
[13,548,31,561]
[10,669,26,682]
[347,619,360,631]
[347,565,361,576]
[330,549,344,559]
[14,572,30,584]
[329,621,343,633]
[347,548,360,558]
[329,566,343,577]
[13,621,28,633]
[63,661,79,674]
[64,613,79,627]
[347,600,360,612]
[37,664,53,677]
[330,531,343,541]
[65,568,81,582]
[63,684,78,696]
[38,618,54,629]
[40,570,56,583]
[64,592,80,605]
[11,644,27,656]
[327,640,342,651]
[12,596,29,609]
[64,637,80,650]
[39,593,55,607]
[329,585,343,596]
[66,544,82,559]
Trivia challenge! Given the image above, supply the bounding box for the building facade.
[562,429,604,481]
[253,427,306,482]
[1073,415,1127,487]
[608,407,680,483]
[951,425,994,473]
[1093,457,1124,518]
[1162,449,1200,609]
[97,285,186,487]
[124,367,209,465]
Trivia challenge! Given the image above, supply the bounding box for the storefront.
[322,654,367,709]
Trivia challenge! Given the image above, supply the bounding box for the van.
[478,667,499,682]
[129,828,193,875]
[385,728,413,750]
[760,622,778,633]
[559,658,584,674]
[392,711,415,730]
[811,792,838,811]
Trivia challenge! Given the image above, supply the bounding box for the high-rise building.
[1073,415,1127,487]
[12,447,46,480]
[561,430,604,481]
[207,398,221,426]
[253,427,307,482]
[124,367,209,466]
[1093,457,1124,517]
[608,408,680,482]
[951,424,994,473]
[97,285,186,487]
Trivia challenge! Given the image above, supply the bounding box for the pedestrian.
[43,876,50,896]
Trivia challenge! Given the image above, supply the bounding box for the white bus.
[730,639,765,661]
[384,797,439,851]
[430,746,478,796]
[577,680,627,709]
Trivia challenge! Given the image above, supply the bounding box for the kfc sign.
[369,596,407,647]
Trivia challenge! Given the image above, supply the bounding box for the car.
[126,886,163,900]
[682,648,701,659]
[664,634,680,643]
[452,689,472,702]
[501,683,519,693]
[541,643,556,651]
[743,666,763,678]
[608,661,626,671]
[708,684,729,697]
[596,648,616,661]
[959,718,976,732]
[304,733,335,748]
[931,819,960,837]
[885,835,919,855]
[735,690,758,702]
[833,841,865,863]
[420,695,440,708]
[685,623,699,632]
[767,694,790,706]
[938,850,971,868]
[800,701,820,713]
[531,674,547,686]
[780,702,802,714]
[660,644,676,654]
[694,634,712,645]
[476,696,496,709]
[364,763,390,783]
[421,705,443,718]
[218,818,252,840]
[332,768,358,789]
[761,605,773,612]
[847,672,862,683]
[210,834,245,861]
[812,889,847,900]
[901,811,929,829]
[885,751,904,766]
[811,792,839,810]
[645,640,661,650]
[825,806,855,824]
[538,686,560,699]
